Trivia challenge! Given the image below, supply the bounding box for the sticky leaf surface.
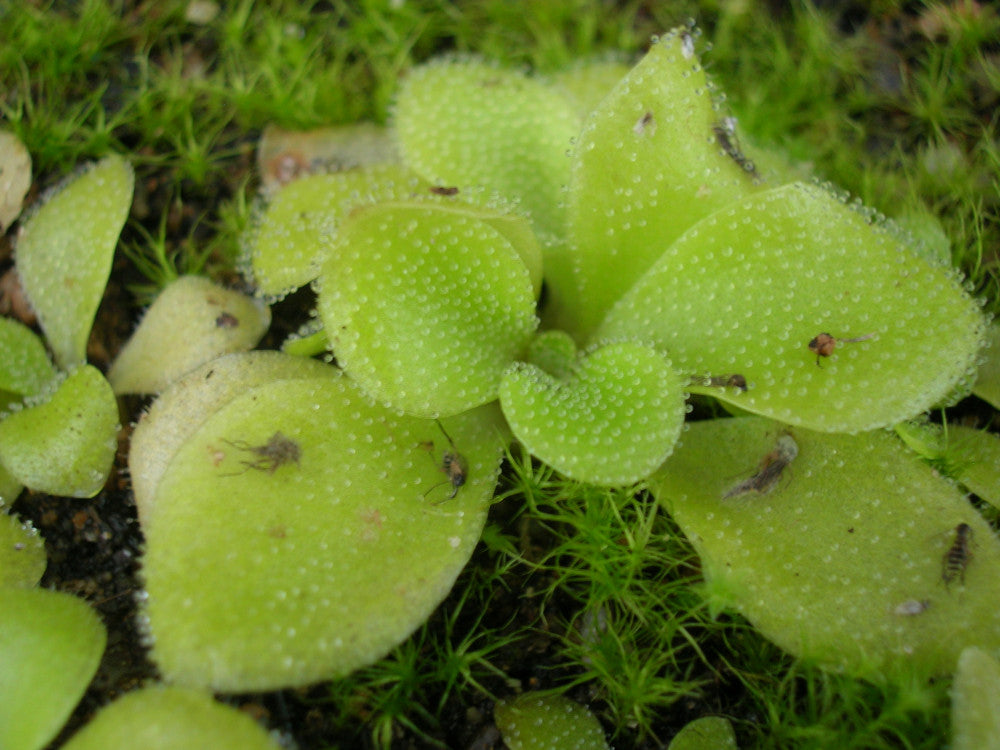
[553,27,765,338]
[140,372,504,691]
[0,129,31,232]
[0,366,117,497]
[599,183,986,432]
[15,154,133,367]
[667,717,738,750]
[0,317,54,398]
[951,647,1000,750]
[500,340,685,485]
[494,693,609,750]
[651,417,1000,680]
[246,163,421,297]
[317,201,538,417]
[0,587,106,750]
[61,686,282,750]
[129,351,335,525]
[394,58,579,236]
[0,513,46,588]
[107,276,270,395]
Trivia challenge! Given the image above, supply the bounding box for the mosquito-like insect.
[420,419,468,502]
[712,117,758,179]
[942,522,974,587]
[808,332,875,366]
[724,433,798,498]
[220,431,301,476]
[429,185,459,196]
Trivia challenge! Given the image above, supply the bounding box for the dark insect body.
[942,522,973,586]
[808,332,875,366]
[724,434,798,498]
[712,117,758,179]
[221,431,301,475]
[429,185,459,196]
[422,419,468,502]
[215,312,239,328]
[633,111,655,136]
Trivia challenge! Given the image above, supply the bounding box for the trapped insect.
[429,185,459,196]
[808,332,875,366]
[712,117,758,179]
[702,373,748,392]
[724,433,798,498]
[221,431,301,475]
[633,111,655,136]
[942,522,973,586]
[421,419,468,502]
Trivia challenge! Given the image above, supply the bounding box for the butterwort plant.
[126,26,997,696]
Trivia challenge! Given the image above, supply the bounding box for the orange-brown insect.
[808,332,875,366]
[712,117,757,179]
[942,522,973,586]
[429,185,459,196]
[724,434,798,498]
[221,431,301,475]
[421,419,468,502]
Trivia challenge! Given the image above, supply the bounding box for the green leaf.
[130,351,336,528]
[15,154,133,368]
[598,182,987,432]
[494,693,609,750]
[107,275,271,395]
[0,587,106,750]
[667,717,738,750]
[552,27,766,339]
[394,58,580,236]
[972,323,1000,410]
[0,129,32,232]
[317,201,538,417]
[60,685,283,750]
[0,317,54,398]
[500,340,686,485]
[651,417,1000,680]
[0,463,22,505]
[0,366,118,497]
[894,421,1000,510]
[245,163,423,298]
[137,366,505,690]
[0,512,46,588]
[951,647,1000,750]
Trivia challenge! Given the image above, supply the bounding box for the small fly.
[421,419,468,502]
[712,117,758,180]
[724,434,798,498]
